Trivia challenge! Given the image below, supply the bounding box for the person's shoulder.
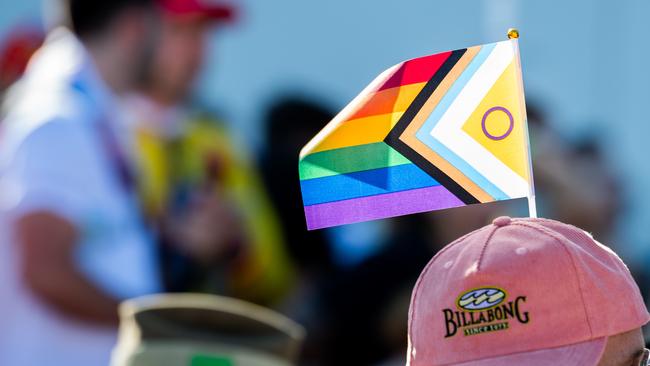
[7,82,86,126]
[1,95,95,168]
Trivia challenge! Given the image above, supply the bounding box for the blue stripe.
[415,42,510,200]
[300,163,440,206]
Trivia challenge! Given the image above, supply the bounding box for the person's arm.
[16,211,119,326]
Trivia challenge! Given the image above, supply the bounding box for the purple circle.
[481,106,514,141]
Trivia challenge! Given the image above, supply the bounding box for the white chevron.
[429,40,529,199]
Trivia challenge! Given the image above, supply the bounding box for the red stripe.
[378,51,452,91]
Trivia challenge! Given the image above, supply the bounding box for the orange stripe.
[307,112,404,154]
[347,82,427,121]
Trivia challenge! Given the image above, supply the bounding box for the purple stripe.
[304,185,464,230]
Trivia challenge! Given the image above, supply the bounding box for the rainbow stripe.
[300,39,531,230]
[299,52,465,230]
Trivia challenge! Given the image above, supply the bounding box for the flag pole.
[508,27,538,218]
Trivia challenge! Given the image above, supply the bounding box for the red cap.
[157,0,235,22]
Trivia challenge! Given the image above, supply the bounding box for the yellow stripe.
[394,82,427,113]
[308,111,404,154]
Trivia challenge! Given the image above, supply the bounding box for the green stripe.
[299,142,411,180]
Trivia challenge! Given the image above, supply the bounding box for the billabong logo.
[443,286,529,338]
[457,288,506,311]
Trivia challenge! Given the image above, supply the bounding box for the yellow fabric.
[461,61,529,181]
[133,116,294,304]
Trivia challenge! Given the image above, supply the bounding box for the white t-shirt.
[0,28,161,366]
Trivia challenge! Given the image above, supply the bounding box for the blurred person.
[407,216,649,365]
[318,214,433,365]
[260,97,336,362]
[529,104,650,337]
[0,0,162,365]
[526,103,621,241]
[261,97,335,276]
[124,0,294,304]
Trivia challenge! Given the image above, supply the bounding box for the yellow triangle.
[461,61,530,182]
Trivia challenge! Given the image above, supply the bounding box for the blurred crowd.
[0,0,646,365]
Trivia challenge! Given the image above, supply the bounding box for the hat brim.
[197,6,234,21]
[454,337,607,366]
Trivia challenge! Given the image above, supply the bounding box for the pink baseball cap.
[407,216,649,365]
[157,0,235,22]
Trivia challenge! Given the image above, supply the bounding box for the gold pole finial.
[507,28,520,39]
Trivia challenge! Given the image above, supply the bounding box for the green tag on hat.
[190,354,234,366]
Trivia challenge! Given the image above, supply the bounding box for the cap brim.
[454,337,607,366]
[198,6,234,21]
[160,5,235,22]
